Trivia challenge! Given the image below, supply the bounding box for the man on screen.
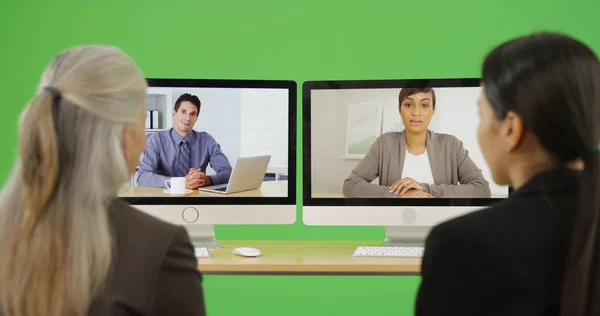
[137,93,232,189]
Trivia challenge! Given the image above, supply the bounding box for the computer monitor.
[119,78,297,248]
[303,78,511,246]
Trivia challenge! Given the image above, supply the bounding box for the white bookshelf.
[145,87,174,132]
[126,88,174,187]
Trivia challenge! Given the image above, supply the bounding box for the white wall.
[239,88,289,174]
[311,87,508,197]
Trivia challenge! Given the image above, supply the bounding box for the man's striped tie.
[179,140,190,176]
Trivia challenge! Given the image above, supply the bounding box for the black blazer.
[88,198,206,315]
[416,169,580,316]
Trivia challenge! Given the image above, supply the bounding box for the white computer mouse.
[231,247,261,257]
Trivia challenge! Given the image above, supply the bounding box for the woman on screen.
[416,32,600,316]
[0,46,205,316]
[343,87,491,198]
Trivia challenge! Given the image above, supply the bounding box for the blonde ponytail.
[0,45,147,316]
[19,89,60,238]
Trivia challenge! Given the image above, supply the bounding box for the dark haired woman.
[416,32,600,316]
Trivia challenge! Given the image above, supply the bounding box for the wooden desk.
[118,180,287,197]
[197,240,421,275]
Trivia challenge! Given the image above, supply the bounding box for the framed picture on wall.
[344,100,383,158]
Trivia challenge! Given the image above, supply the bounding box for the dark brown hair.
[482,32,600,316]
[398,87,436,109]
[174,93,200,113]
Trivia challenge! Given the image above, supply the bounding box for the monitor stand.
[186,225,221,249]
[380,226,431,247]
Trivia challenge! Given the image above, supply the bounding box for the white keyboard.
[194,247,210,258]
[353,246,424,257]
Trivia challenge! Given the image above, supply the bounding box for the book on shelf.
[145,110,160,129]
[144,110,151,129]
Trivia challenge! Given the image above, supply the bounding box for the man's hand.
[197,175,213,188]
[389,177,424,195]
[185,168,214,189]
[401,189,434,198]
[185,168,205,189]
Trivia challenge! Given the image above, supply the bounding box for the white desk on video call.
[118,180,287,197]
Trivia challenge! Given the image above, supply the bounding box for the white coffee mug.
[165,177,186,194]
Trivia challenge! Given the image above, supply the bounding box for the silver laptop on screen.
[198,155,271,194]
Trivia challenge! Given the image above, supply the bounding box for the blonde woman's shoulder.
[108,198,183,237]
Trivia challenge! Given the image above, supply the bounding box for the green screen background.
[1,1,598,315]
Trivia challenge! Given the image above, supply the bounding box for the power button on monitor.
[182,207,199,223]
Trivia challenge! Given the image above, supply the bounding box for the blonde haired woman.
[0,46,206,316]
